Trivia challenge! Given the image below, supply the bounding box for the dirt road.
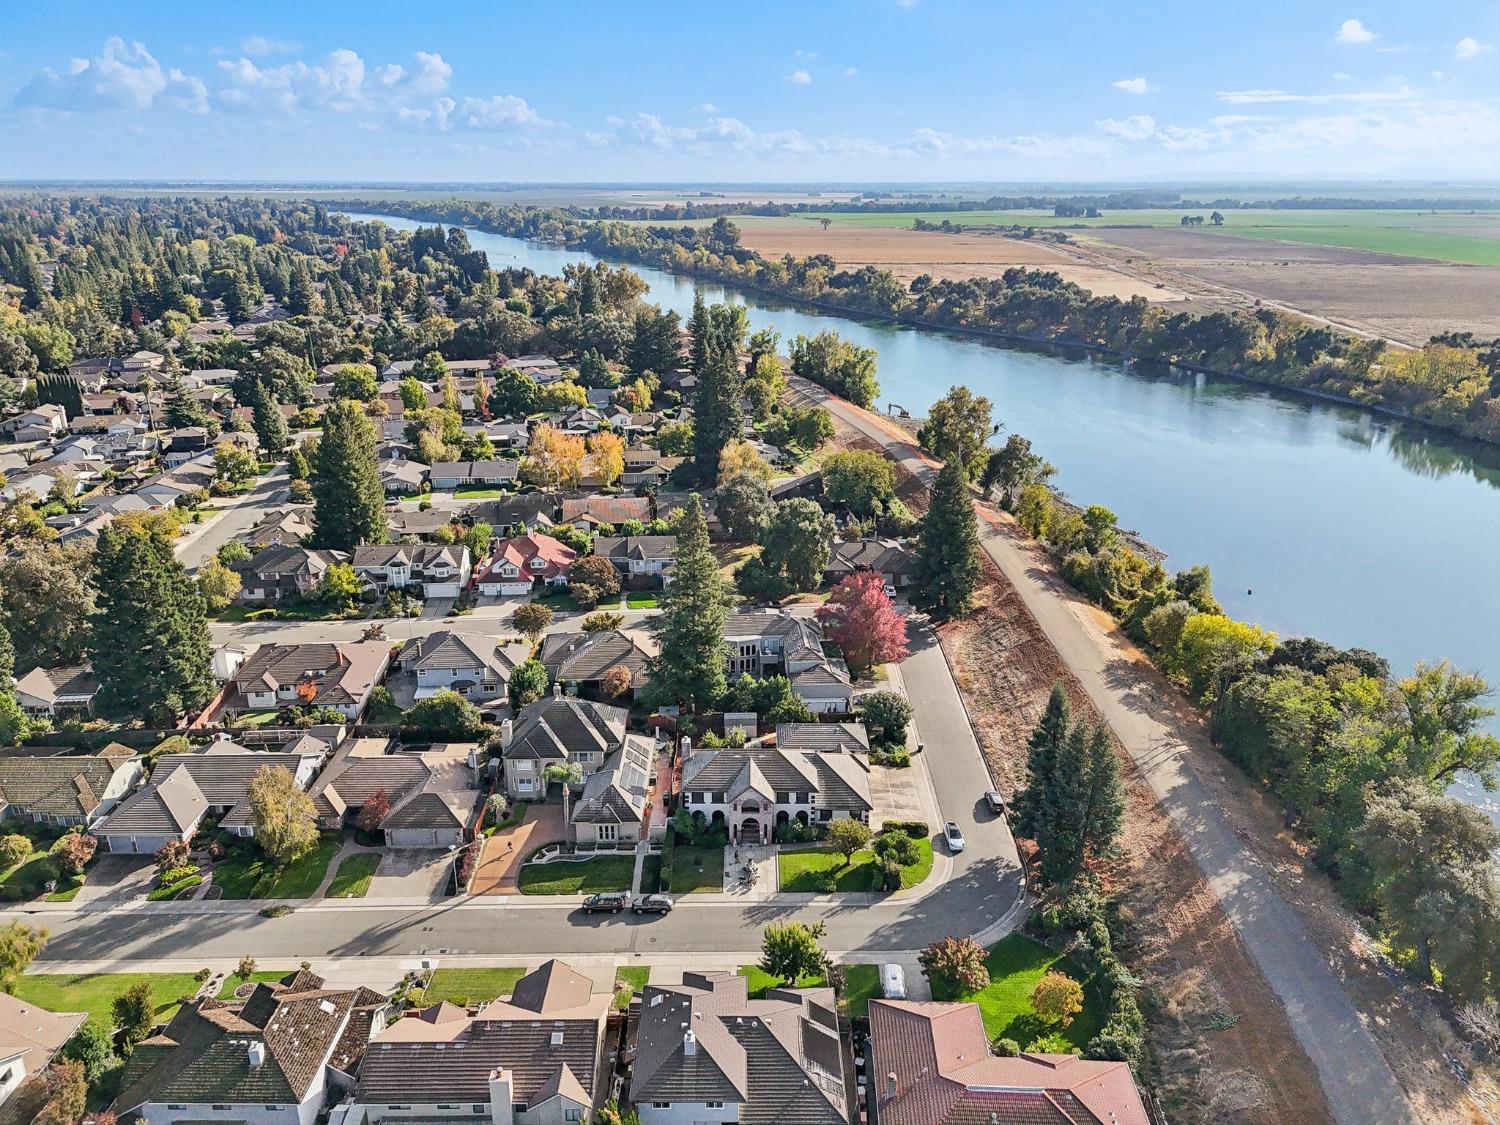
[796,376,1415,1125]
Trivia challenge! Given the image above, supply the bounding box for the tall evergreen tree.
[1037,720,1093,886]
[1013,684,1072,843]
[1080,722,1127,863]
[691,302,747,481]
[647,496,736,712]
[910,458,982,618]
[250,383,290,455]
[90,518,215,724]
[35,373,83,422]
[311,401,386,550]
[163,368,210,429]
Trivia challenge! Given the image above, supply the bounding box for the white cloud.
[215,48,455,117]
[1112,77,1152,95]
[1332,72,1351,80]
[13,37,207,113]
[240,36,301,57]
[786,69,812,85]
[697,102,718,113]
[1454,36,1492,60]
[794,49,819,61]
[1335,19,1376,45]
[1216,85,1414,104]
[841,66,858,78]
[1097,114,1158,141]
[456,94,548,129]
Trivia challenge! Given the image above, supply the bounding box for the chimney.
[680,735,691,758]
[552,682,563,699]
[883,1072,897,1104]
[248,1042,266,1069]
[499,719,514,749]
[488,1067,515,1125]
[683,1029,697,1056]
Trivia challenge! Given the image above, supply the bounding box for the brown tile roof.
[538,629,650,685]
[0,744,137,820]
[12,664,99,707]
[867,1000,1149,1125]
[0,992,86,1078]
[97,747,321,838]
[231,641,390,710]
[560,495,650,526]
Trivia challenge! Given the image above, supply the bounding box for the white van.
[880,963,907,1000]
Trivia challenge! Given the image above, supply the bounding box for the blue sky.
[1,0,1497,183]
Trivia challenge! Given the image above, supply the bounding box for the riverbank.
[331,200,1500,449]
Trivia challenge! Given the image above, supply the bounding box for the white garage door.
[424,582,461,599]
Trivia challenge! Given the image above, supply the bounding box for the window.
[517,778,534,791]
[597,824,617,841]
[651,1104,670,1109]
[707,1102,724,1109]
[565,1111,583,1122]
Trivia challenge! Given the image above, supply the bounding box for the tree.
[789,331,879,407]
[1394,661,1500,788]
[398,376,428,412]
[247,764,320,864]
[61,1019,116,1081]
[720,674,815,725]
[0,920,47,990]
[826,818,872,864]
[627,306,682,375]
[154,839,190,873]
[918,386,995,479]
[1013,685,1072,844]
[51,831,95,877]
[919,936,991,992]
[316,562,361,609]
[402,689,487,740]
[357,788,391,832]
[197,558,242,612]
[647,497,735,712]
[509,658,549,707]
[761,498,834,593]
[817,572,909,678]
[312,401,387,550]
[1174,614,1277,701]
[1357,779,1500,997]
[463,522,493,562]
[1032,971,1084,1028]
[861,690,914,749]
[717,439,773,485]
[0,543,96,670]
[488,367,539,417]
[514,602,553,643]
[217,540,253,567]
[0,834,31,866]
[873,828,921,867]
[823,450,896,516]
[759,920,827,983]
[910,460,981,619]
[570,555,622,599]
[693,336,745,482]
[981,434,1054,507]
[653,420,694,456]
[717,471,773,542]
[586,430,625,488]
[583,610,625,632]
[522,424,586,489]
[332,365,379,402]
[250,384,290,455]
[544,761,584,822]
[236,955,258,981]
[602,665,634,699]
[112,981,156,1049]
[91,518,215,724]
[33,1060,86,1125]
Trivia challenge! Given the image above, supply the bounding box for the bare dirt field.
[734,219,1187,303]
[1079,227,1500,345]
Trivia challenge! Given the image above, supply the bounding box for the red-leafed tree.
[357,788,391,832]
[816,572,909,678]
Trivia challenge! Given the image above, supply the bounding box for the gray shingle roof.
[538,629,650,686]
[572,735,655,826]
[0,744,135,820]
[504,697,627,764]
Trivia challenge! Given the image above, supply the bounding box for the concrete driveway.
[74,855,156,904]
[367,851,453,900]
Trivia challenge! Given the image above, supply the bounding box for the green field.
[777,840,934,893]
[517,854,635,894]
[326,853,381,898]
[14,972,203,1028]
[929,935,1103,1051]
[213,838,341,899]
[423,966,526,1005]
[790,208,1500,266]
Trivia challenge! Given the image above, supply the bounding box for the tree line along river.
[346,213,1500,819]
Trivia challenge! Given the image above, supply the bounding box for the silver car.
[943,820,966,853]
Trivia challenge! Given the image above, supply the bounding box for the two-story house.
[630,972,848,1125]
[397,630,528,702]
[0,993,86,1114]
[722,610,854,714]
[225,641,392,720]
[570,734,659,849]
[537,629,651,699]
[499,693,628,801]
[352,544,471,600]
[238,545,350,603]
[678,741,873,845]
[591,536,676,585]
[475,532,577,597]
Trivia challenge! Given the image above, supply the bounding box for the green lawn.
[216,971,294,1000]
[778,839,934,893]
[639,853,662,892]
[841,963,881,1018]
[14,972,203,1028]
[231,708,283,728]
[517,854,635,895]
[626,593,659,609]
[216,606,279,622]
[484,800,528,836]
[534,587,584,611]
[930,935,1104,1051]
[424,967,525,1005]
[738,965,826,999]
[213,838,341,899]
[453,486,508,499]
[326,853,381,898]
[665,846,724,894]
[0,852,59,898]
[614,966,650,1010]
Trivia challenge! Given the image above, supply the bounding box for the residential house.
[570,733,658,848]
[6,404,67,443]
[238,545,350,604]
[113,970,389,1125]
[241,507,317,551]
[66,350,164,386]
[506,355,565,384]
[591,536,676,584]
[162,427,212,467]
[825,536,914,590]
[352,544,471,600]
[679,740,872,844]
[309,738,479,847]
[722,610,854,714]
[560,495,651,531]
[11,665,99,717]
[0,744,143,828]
[225,641,393,721]
[429,460,519,491]
[776,721,870,755]
[474,420,530,449]
[468,494,557,537]
[620,447,681,487]
[347,959,610,1124]
[553,406,606,435]
[379,457,429,496]
[0,993,87,1113]
[135,455,218,508]
[499,694,627,801]
[538,630,651,698]
[475,532,577,597]
[631,972,848,1125]
[384,507,462,541]
[866,999,1151,1125]
[397,630,528,701]
[654,491,718,532]
[93,737,326,853]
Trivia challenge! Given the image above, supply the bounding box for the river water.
[347,212,1500,816]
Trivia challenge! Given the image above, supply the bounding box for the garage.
[421,581,462,599]
[478,580,533,597]
[98,832,181,855]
